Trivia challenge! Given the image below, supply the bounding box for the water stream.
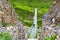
[28,8,38,38]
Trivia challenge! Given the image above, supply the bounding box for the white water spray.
[30,8,38,38]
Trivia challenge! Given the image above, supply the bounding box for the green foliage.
[44,34,57,40]
[8,0,54,38]
[35,29,39,38]
[2,21,8,27]
[27,32,30,38]
[8,0,54,28]
[7,0,54,38]
[0,31,12,40]
[2,20,14,27]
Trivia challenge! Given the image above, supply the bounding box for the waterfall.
[30,8,38,38]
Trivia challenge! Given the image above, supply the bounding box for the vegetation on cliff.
[8,0,53,28]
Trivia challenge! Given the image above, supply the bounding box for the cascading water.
[28,8,38,38]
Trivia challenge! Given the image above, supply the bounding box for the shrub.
[44,34,57,40]
[2,21,8,27]
[0,31,12,40]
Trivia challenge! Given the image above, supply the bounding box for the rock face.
[38,0,60,40]
[0,0,27,40]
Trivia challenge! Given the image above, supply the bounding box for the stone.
[38,0,60,40]
[0,27,7,33]
[42,13,52,26]
[7,24,27,40]
[0,0,27,40]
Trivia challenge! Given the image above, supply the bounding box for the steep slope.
[8,0,53,28]
[0,0,27,40]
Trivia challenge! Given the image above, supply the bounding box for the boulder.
[38,0,60,40]
[0,0,27,40]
